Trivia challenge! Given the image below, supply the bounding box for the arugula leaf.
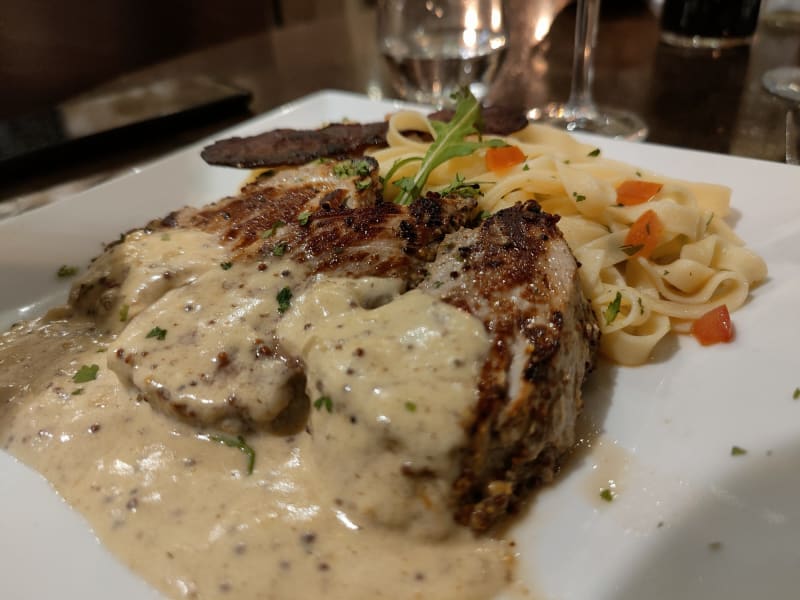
[390,89,505,206]
[439,173,484,198]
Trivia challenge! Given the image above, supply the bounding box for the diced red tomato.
[623,209,663,259]
[485,145,526,173]
[616,180,663,206]
[692,305,734,346]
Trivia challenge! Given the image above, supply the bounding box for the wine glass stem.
[566,0,601,116]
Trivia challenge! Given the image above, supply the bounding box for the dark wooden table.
[1,2,797,211]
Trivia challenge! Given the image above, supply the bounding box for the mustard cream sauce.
[0,230,516,599]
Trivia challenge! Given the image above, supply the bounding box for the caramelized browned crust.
[200,122,389,168]
[419,202,600,531]
[200,107,529,169]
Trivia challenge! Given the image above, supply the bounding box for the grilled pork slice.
[70,157,382,332]
[200,106,529,168]
[73,153,597,531]
[106,188,477,432]
[419,202,600,530]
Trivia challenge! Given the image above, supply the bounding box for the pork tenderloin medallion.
[69,151,599,532]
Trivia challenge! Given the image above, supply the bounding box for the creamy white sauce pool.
[0,230,518,599]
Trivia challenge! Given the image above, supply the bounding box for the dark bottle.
[660,0,762,48]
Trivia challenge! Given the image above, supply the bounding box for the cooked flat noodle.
[368,111,767,365]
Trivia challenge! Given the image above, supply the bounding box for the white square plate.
[1,90,799,600]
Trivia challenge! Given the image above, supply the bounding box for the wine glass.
[762,66,800,104]
[527,0,648,141]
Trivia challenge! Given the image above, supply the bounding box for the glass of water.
[377,0,507,106]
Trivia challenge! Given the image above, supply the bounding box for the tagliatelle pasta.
[368,110,767,365]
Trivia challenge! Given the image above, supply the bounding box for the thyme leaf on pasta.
[391,89,505,206]
[208,433,256,474]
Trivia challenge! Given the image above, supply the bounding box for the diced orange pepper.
[485,145,526,173]
[616,180,663,206]
[623,209,663,259]
[692,305,734,345]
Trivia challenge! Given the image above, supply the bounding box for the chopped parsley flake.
[297,211,311,226]
[705,213,714,231]
[313,395,333,413]
[118,304,130,322]
[573,192,586,202]
[637,297,645,315]
[731,445,747,456]
[793,387,800,400]
[220,261,233,270]
[208,433,256,475]
[588,148,601,157]
[57,265,78,278]
[636,170,642,177]
[272,243,287,257]
[146,326,167,341]
[355,178,372,191]
[405,401,417,412]
[333,159,372,178]
[276,287,292,314]
[73,364,99,383]
[262,220,286,238]
[604,292,622,325]
[523,163,530,171]
[478,210,492,220]
[599,488,615,502]
[71,388,84,396]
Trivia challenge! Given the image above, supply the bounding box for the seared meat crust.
[200,107,528,168]
[419,203,600,530]
[77,155,598,532]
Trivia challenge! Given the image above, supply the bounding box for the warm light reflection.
[534,15,554,42]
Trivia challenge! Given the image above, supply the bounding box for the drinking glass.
[763,66,800,104]
[377,0,507,106]
[659,0,761,49]
[527,0,648,141]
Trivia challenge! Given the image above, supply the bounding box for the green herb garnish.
[298,211,311,226]
[404,401,417,412]
[588,148,601,157]
[573,192,586,202]
[388,89,506,206]
[119,304,130,322]
[57,265,78,278]
[731,445,747,456]
[276,287,292,314]
[272,243,287,257]
[146,326,167,341]
[604,292,622,325]
[523,163,530,171]
[355,178,372,191]
[71,388,84,396]
[220,261,233,270]
[439,173,483,198]
[262,220,286,238]
[73,364,99,383]
[209,434,256,475]
[793,387,800,400]
[333,159,372,178]
[313,395,333,413]
[599,488,615,502]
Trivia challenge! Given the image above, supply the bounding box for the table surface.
[1,2,797,214]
